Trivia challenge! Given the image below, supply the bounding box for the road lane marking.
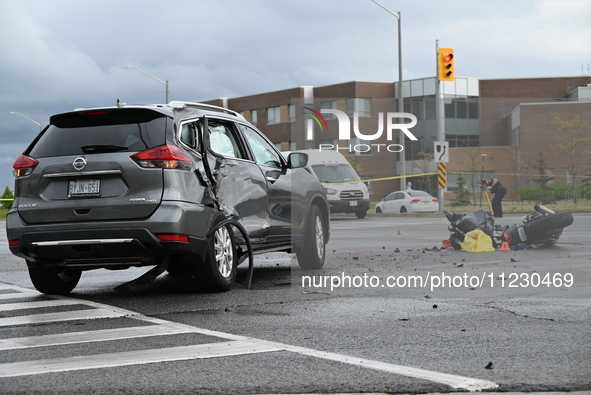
[0,325,197,351]
[0,309,126,327]
[153,326,499,392]
[0,284,499,391]
[0,291,40,300]
[273,345,496,392]
[0,299,84,312]
[0,340,282,378]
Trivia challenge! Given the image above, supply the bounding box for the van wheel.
[28,265,81,295]
[376,207,382,214]
[194,224,237,292]
[297,205,326,270]
[355,210,367,219]
[400,206,407,213]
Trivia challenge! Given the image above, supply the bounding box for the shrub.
[1,186,14,209]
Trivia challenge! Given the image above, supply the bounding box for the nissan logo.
[73,157,87,171]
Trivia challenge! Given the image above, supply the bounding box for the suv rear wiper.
[81,144,129,153]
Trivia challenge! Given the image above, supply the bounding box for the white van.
[292,149,370,219]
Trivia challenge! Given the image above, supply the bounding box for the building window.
[444,98,455,118]
[411,99,424,120]
[305,140,316,149]
[456,100,468,118]
[511,126,520,147]
[424,97,436,119]
[547,168,555,185]
[289,104,296,122]
[348,138,372,156]
[321,139,337,150]
[468,99,479,119]
[266,107,280,125]
[346,99,354,116]
[251,110,258,125]
[567,169,574,185]
[275,141,297,151]
[321,101,337,120]
[346,98,371,117]
[358,98,371,117]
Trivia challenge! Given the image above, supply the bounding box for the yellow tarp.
[461,229,496,252]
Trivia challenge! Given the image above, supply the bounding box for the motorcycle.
[443,205,574,250]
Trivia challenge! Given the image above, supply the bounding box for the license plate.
[68,179,101,197]
[349,201,358,206]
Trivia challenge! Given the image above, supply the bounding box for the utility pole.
[435,40,445,211]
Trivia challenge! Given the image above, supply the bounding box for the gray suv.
[7,101,329,294]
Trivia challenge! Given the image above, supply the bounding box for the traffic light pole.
[436,40,445,212]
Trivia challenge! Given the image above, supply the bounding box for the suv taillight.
[130,145,193,170]
[13,155,39,177]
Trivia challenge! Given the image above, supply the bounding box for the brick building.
[205,76,591,202]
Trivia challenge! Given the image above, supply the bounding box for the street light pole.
[370,0,406,190]
[124,65,169,103]
[10,112,42,132]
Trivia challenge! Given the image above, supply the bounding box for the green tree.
[550,116,591,204]
[531,151,554,204]
[341,151,362,174]
[1,186,14,209]
[450,173,472,207]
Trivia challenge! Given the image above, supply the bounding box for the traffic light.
[438,48,454,82]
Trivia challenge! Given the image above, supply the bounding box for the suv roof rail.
[168,101,243,118]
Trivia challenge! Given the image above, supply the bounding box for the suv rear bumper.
[7,201,213,268]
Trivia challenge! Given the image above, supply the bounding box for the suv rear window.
[27,109,169,158]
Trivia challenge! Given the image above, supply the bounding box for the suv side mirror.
[287,152,308,169]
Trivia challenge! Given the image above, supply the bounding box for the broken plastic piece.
[114,256,170,292]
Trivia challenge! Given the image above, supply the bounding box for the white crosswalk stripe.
[0,298,84,311]
[0,307,127,327]
[0,340,282,378]
[0,283,498,391]
[0,325,195,351]
[0,284,279,379]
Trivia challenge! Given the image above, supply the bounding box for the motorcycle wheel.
[523,211,573,244]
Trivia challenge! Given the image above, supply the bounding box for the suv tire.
[28,265,82,295]
[296,205,326,270]
[194,223,237,292]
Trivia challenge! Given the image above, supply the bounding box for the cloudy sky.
[1,0,590,190]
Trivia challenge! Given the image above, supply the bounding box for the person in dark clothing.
[486,178,507,217]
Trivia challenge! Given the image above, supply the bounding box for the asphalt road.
[0,213,590,394]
